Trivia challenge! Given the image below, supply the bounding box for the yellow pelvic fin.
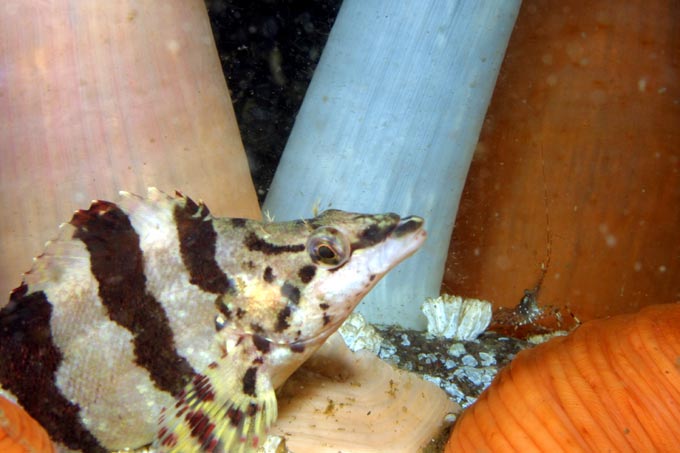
[154,358,277,453]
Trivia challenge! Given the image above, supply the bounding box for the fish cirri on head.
[0,188,426,452]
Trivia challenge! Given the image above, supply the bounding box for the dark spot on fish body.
[236,307,246,319]
[276,305,292,332]
[0,287,107,452]
[323,312,331,326]
[290,342,305,353]
[227,406,244,427]
[319,303,329,310]
[263,266,275,282]
[362,224,383,241]
[243,367,258,396]
[281,282,300,305]
[298,264,316,283]
[252,334,271,353]
[247,402,259,416]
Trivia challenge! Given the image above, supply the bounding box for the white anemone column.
[264,1,521,329]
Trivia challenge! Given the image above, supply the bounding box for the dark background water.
[205,0,342,202]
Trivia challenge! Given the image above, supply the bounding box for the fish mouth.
[387,214,427,257]
[392,215,425,238]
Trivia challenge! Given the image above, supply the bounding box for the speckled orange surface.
[443,0,679,321]
[446,303,680,452]
[0,396,55,453]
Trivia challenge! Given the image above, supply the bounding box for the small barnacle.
[422,295,492,341]
[338,312,383,354]
[259,434,290,453]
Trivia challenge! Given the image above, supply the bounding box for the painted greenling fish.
[0,188,426,452]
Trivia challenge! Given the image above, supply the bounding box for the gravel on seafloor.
[374,324,532,409]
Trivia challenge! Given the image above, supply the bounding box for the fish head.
[292,209,427,338]
[218,209,426,350]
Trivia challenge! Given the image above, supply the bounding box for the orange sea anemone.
[446,303,680,452]
[0,395,55,453]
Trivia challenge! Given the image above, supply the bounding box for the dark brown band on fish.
[0,286,107,453]
[71,201,195,396]
[245,231,305,255]
[242,367,258,396]
[174,199,232,294]
[229,217,248,228]
[351,216,399,251]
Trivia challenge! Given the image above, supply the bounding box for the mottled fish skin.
[0,188,426,452]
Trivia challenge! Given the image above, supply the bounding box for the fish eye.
[306,226,350,269]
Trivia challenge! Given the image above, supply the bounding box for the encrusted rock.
[422,295,492,341]
[338,312,383,354]
[260,435,290,453]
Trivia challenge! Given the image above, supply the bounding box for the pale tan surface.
[0,0,260,298]
[273,334,460,452]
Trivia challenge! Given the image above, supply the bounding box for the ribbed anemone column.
[264,1,521,328]
[0,0,260,298]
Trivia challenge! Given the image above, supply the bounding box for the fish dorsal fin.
[155,336,277,452]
